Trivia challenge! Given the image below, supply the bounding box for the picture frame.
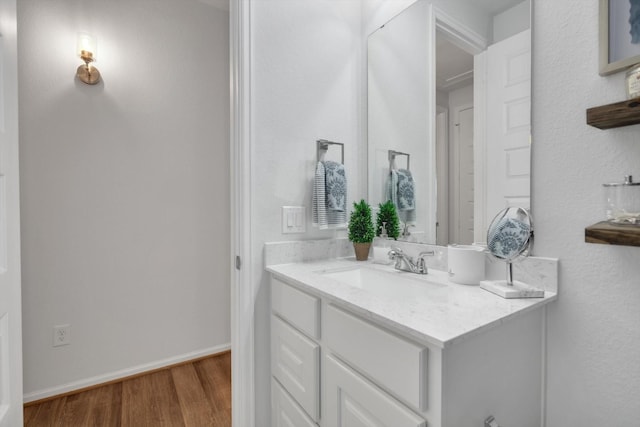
[599,0,640,76]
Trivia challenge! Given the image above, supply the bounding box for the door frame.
[0,0,23,424]
[230,1,255,426]
[473,51,488,244]
[435,105,449,246]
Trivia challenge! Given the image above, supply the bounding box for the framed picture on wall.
[600,0,640,75]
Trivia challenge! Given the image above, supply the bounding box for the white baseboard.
[23,343,231,403]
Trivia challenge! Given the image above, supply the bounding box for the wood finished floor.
[23,352,231,427]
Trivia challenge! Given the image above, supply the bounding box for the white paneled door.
[0,0,23,425]
[485,29,531,220]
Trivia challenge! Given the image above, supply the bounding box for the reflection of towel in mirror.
[487,218,530,260]
[386,168,415,223]
[312,161,347,229]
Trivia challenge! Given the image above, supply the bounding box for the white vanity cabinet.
[270,274,545,427]
[271,277,321,426]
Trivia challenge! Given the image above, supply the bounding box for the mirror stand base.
[479,280,544,299]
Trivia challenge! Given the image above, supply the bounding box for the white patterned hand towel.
[324,161,347,212]
[312,161,348,229]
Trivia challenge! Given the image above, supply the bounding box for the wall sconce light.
[76,33,101,85]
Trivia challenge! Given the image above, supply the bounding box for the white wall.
[533,1,640,425]
[18,0,230,399]
[250,0,364,421]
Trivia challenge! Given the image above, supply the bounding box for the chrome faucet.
[388,247,435,274]
[400,222,414,239]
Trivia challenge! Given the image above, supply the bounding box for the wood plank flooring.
[24,351,231,427]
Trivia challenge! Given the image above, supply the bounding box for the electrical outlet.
[53,324,70,347]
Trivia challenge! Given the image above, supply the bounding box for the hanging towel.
[386,168,416,223]
[312,161,348,229]
[324,161,347,212]
[312,161,327,227]
[396,169,415,211]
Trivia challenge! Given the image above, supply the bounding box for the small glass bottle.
[380,222,388,239]
[626,64,640,99]
[373,222,392,264]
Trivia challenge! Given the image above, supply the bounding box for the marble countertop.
[266,258,557,349]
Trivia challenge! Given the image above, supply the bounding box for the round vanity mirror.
[486,207,532,265]
[480,207,543,299]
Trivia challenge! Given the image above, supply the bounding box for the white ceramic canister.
[447,244,486,285]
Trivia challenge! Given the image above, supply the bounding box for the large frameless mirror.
[367,0,532,245]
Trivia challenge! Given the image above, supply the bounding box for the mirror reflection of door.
[484,29,532,221]
[435,29,475,245]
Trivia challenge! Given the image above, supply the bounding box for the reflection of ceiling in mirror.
[435,36,473,91]
[435,0,528,91]
[474,0,524,16]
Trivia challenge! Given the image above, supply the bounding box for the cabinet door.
[272,315,320,421]
[272,277,320,339]
[325,304,428,411]
[272,380,317,427]
[324,355,427,427]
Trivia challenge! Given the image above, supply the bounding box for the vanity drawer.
[271,315,320,421]
[324,354,427,427]
[272,276,320,339]
[272,379,317,427]
[325,304,428,411]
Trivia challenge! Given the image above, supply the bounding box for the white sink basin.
[321,266,447,299]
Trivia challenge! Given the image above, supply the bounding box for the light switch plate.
[282,206,306,234]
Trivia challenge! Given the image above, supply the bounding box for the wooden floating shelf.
[586,98,640,129]
[585,221,640,247]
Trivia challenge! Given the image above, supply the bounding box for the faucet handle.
[416,250,435,274]
[401,222,414,237]
[417,250,435,258]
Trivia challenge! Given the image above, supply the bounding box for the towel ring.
[388,150,410,170]
[317,139,344,164]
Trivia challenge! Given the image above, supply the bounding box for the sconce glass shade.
[76,33,100,85]
[77,33,97,62]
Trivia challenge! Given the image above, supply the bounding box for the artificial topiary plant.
[348,199,375,261]
[376,200,400,240]
[348,199,375,243]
